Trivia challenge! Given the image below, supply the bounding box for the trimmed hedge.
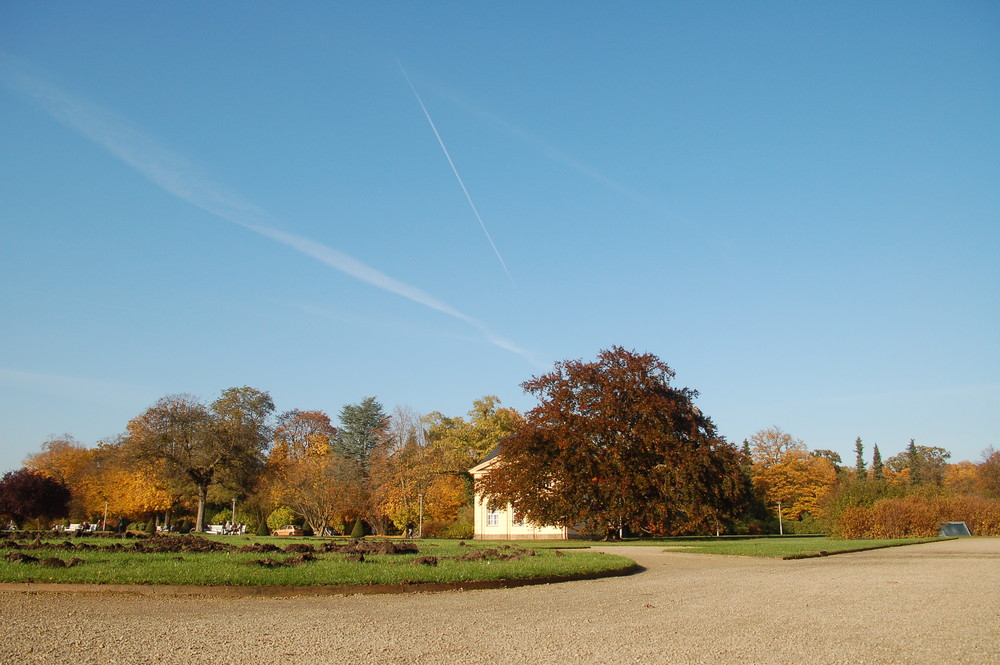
[834,494,1000,538]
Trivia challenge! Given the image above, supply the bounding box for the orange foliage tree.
[266,409,366,535]
[24,435,95,520]
[748,427,838,521]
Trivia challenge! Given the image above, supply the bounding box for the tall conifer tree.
[871,444,884,481]
[854,437,867,480]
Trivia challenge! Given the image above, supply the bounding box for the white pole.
[418,493,424,538]
[103,501,108,532]
[778,501,783,536]
[231,497,236,524]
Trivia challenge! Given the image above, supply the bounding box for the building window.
[487,510,499,527]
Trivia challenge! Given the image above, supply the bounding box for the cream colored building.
[469,451,578,540]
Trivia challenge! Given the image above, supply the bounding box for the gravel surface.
[2,538,997,665]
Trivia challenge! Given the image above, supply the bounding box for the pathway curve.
[2,538,997,664]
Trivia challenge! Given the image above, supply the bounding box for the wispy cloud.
[0,53,537,363]
[0,366,149,404]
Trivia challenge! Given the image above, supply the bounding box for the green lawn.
[599,536,947,558]
[0,535,634,586]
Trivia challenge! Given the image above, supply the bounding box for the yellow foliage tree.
[370,396,523,533]
[375,439,469,531]
[944,461,982,495]
[89,463,174,521]
[748,428,838,521]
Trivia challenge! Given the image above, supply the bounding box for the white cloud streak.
[0,54,537,363]
[398,61,516,286]
[0,366,148,404]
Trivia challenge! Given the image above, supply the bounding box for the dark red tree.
[0,468,72,527]
[478,347,750,537]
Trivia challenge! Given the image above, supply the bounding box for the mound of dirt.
[4,552,38,564]
[235,543,282,554]
[319,540,419,555]
[253,557,284,568]
[133,536,232,554]
[251,552,316,567]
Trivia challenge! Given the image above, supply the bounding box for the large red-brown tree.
[0,468,72,528]
[477,347,750,537]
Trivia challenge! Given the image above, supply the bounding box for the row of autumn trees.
[10,346,1000,538]
[745,427,1000,537]
[18,386,523,536]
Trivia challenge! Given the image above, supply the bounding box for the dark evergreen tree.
[854,437,867,480]
[907,439,922,485]
[871,444,884,481]
[335,397,388,473]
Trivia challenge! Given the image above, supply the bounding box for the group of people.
[222,521,247,535]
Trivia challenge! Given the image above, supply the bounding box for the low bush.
[209,508,232,526]
[421,518,474,539]
[782,515,824,535]
[833,494,1000,538]
[267,507,298,532]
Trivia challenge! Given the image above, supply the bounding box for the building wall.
[472,491,569,540]
[470,460,577,540]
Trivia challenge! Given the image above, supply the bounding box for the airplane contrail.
[0,53,537,363]
[397,61,515,286]
[422,77,737,256]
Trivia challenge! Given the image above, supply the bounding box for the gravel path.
[2,538,997,665]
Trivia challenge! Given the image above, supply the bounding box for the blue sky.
[2,2,997,474]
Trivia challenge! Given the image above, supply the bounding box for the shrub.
[831,494,1000,538]
[730,514,779,535]
[267,507,298,532]
[819,478,902,534]
[256,520,270,536]
[783,514,824,535]
[210,508,233,526]
[350,518,365,539]
[421,518,474,539]
[144,518,157,535]
[834,506,877,539]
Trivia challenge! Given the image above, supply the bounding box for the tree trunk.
[195,484,208,532]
